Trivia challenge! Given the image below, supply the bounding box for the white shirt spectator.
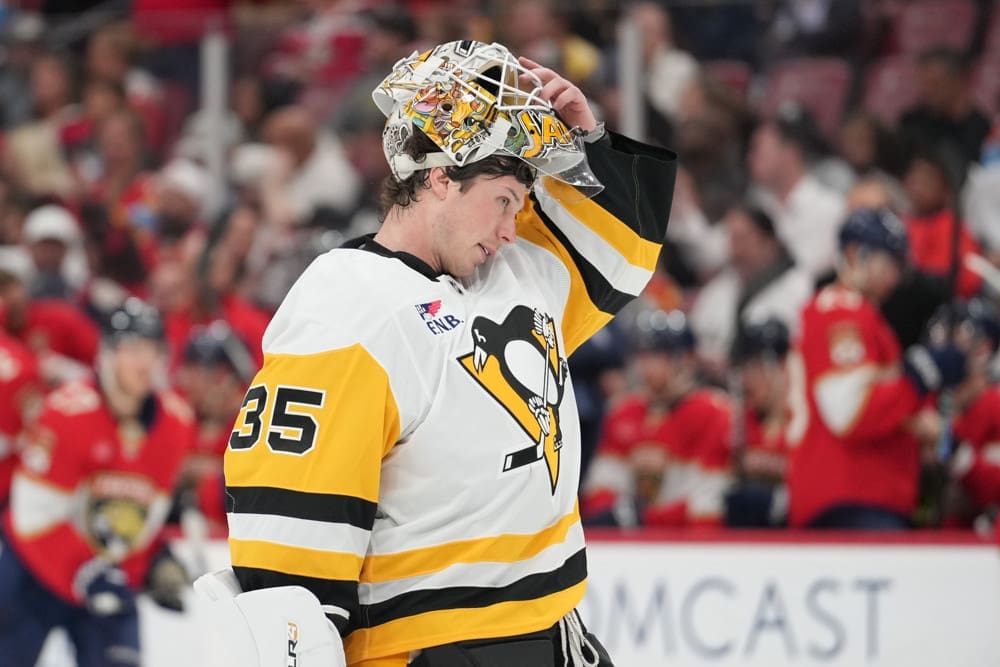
[754,174,846,279]
[690,264,813,370]
[646,48,699,121]
[283,134,361,223]
[963,162,1000,255]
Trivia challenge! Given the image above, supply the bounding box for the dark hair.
[769,102,828,161]
[379,129,536,216]
[730,202,778,240]
[905,143,966,194]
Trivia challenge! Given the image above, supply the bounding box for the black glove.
[74,558,136,617]
[145,545,190,612]
[903,343,967,395]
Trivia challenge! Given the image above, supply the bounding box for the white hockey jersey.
[223,133,676,664]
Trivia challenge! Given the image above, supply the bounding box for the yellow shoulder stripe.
[360,510,580,584]
[517,213,612,355]
[542,177,661,272]
[224,344,401,502]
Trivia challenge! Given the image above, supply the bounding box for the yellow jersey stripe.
[344,580,587,664]
[229,538,364,581]
[542,177,661,272]
[361,510,580,584]
[517,213,613,355]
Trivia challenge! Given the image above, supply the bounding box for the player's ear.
[427,167,451,200]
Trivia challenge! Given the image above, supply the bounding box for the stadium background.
[0,0,998,665]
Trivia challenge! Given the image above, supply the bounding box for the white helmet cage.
[372,40,602,195]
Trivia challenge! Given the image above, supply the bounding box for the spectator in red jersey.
[149,257,268,370]
[261,0,367,93]
[0,298,195,665]
[725,318,791,528]
[0,268,98,386]
[938,299,1000,530]
[172,321,256,533]
[787,208,967,530]
[902,147,984,299]
[0,286,42,509]
[583,309,732,528]
[87,109,159,274]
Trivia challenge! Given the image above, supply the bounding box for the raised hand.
[518,56,597,133]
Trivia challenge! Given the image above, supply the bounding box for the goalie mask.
[372,40,602,197]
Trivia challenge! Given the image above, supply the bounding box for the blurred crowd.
[0,0,999,540]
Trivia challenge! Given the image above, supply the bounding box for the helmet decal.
[372,40,594,189]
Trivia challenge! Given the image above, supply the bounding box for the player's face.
[863,251,903,303]
[112,337,163,398]
[741,359,787,413]
[432,174,528,277]
[636,349,682,394]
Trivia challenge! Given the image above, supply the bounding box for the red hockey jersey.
[0,333,41,504]
[584,389,732,526]
[952,386,1000,512]
[3,381,196,603]
[786,284,922,526]
[741,406,789,484]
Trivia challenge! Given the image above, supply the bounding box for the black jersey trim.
[359,548,588,628]
[225,485,377,530]
[233,566,360,635]
[585,132,677,244]
[530,200,635,316]
[342,234,442,281]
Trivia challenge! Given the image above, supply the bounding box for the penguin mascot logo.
[457,305,568,493]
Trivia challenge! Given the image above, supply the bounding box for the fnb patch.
[415,300,442,320]
[415,300,461,335]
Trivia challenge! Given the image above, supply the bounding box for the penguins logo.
[457,305,568,493]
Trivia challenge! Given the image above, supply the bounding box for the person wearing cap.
[0,297,196,665]
[748,104,847,282]
[786,208,967,530]
[172,321,257,532]
[582,309,732,529]
[725,318,792,528]
[21,203,86,300]
[203,40,676,667]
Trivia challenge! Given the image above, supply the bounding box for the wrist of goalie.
[903,345,942,396]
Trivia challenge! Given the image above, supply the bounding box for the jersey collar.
[342,234,442,281]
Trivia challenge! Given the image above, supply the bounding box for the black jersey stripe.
[225,485,377,530]
[359,548,588,628]
[529,199,636,316]
[585,131,677,244]
[233,566,360,634]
